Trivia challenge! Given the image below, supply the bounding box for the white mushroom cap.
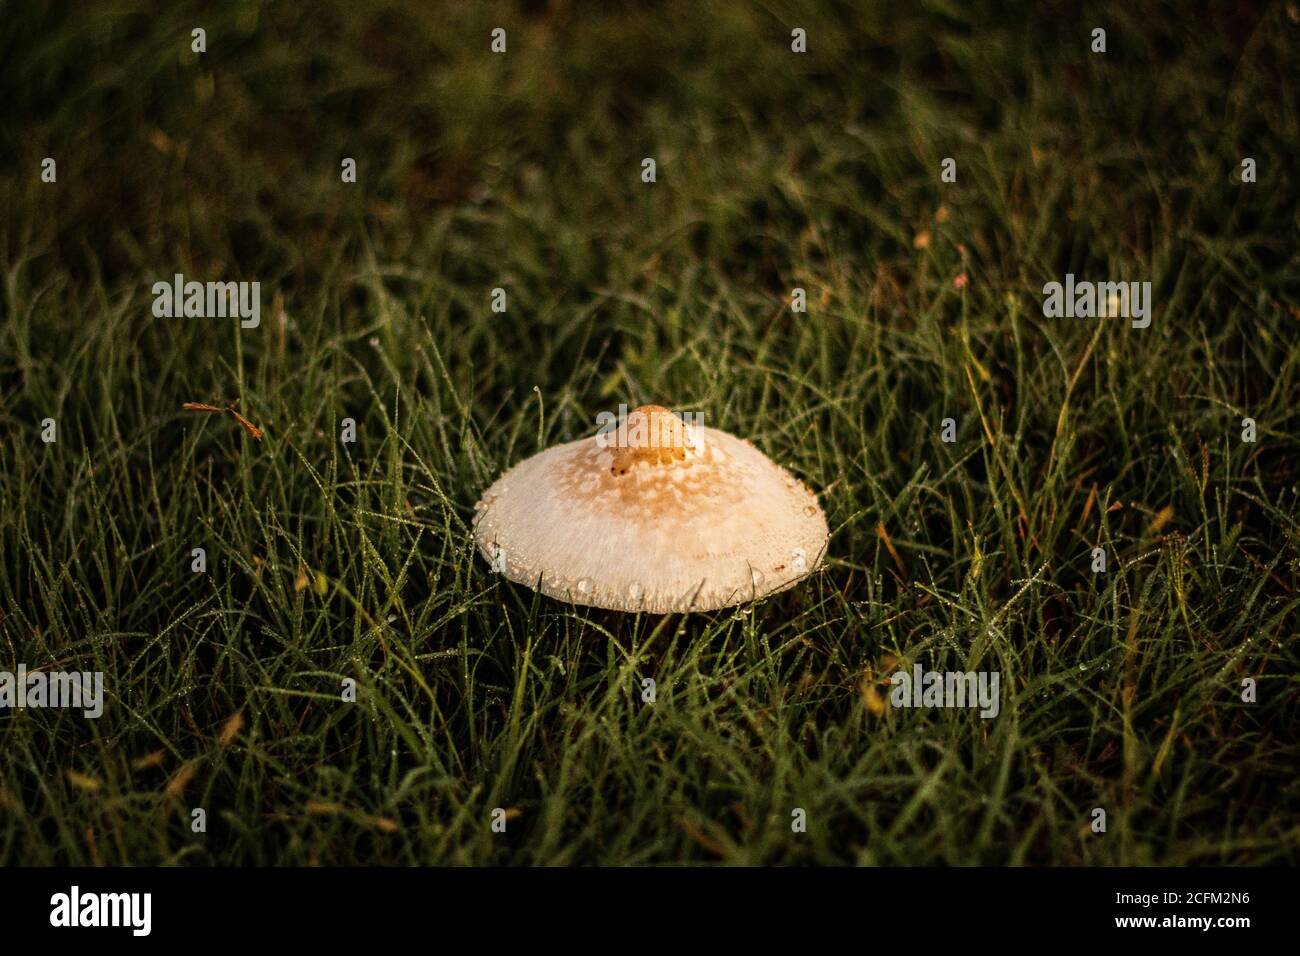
[473,405,828,613]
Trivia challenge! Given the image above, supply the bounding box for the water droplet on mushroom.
[627,582,643,601]
[576,578,592,595]
[803,505,817,516]
[750,568,765,586]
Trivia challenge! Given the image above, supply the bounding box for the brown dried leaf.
[66,769,102,792]
[131,750,166,771]
[217,712,244,747]
[165,760,199,799]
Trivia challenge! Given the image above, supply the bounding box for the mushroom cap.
[473,405,828,613]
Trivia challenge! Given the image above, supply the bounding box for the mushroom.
[473,404,828,613]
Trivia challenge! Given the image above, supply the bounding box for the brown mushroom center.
[607,404,699,473]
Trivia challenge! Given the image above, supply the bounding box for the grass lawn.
[1,0,1298,865]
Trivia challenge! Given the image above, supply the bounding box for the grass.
[1,0,1298,865]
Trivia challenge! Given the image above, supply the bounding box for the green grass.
[1,0,1298,865]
